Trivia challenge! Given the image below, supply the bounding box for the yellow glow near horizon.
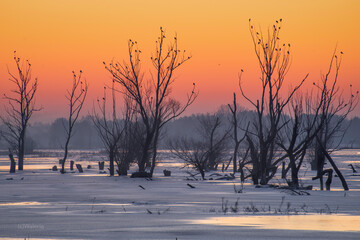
[0,1,360,122]
[191,215,360,232]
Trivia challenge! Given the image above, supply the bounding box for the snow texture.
[0,149,359,239]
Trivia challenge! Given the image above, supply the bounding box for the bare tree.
[277,49,358,190]
[227,93,246,175]
[245,132,260,184]
[60,70,88,173]
[311,50,358,190]
[276,92,323,188]
[170,113,229,179]
[92,84,122,176]
[170,137,208,180]
[1,52,41,170]
[237,147,253,182]
[104,27,197,176]
[92,84,137,176]
[197,114,230,171]
[239,19,307,185]
[115,111,139,176]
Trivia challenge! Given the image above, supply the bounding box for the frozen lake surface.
[0,149,359,239]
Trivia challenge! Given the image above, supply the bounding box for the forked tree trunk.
[315,137,349,191]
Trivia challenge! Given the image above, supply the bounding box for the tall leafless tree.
[228,93,246,175]
[92,83,137,176]
[240,19,307,185]
[104,27,197,176]
[311,50,358,190]
[1,52,41,170]
[276,49,358,190]
[92,84,122,176]
[60,70,88,173]
[276,92,323,188]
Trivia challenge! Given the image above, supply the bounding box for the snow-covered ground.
[0,149,359,239]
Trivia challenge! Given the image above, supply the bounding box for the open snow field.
[0,149,359,239]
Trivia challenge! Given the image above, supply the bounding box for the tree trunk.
[289,155,299,188]
[199,167,205,180]
[61,136,70,174]
[98,161,105,170]
[117,161,128,176]
[150,128,160,177]
[18,150,24,171]
[9,153,16,173]
[317,141,349,191]
[18,136,25,170]
[76,164,83,173]
[252,160,259,185]
[138,148,148,173]
[313,143,325,171]
[325,169,333,191]
[290,164,299,188]
[325,152,348,190]
[281,162,286,179]
[247,136,259,185]
[239,163,245,182]
[109,150,115,176]
[139,133,153,173]
[233,142,239,174]
[260,169,267,185]
[319,175,324,191]
[259,148,268,185]
[252,172,259,185]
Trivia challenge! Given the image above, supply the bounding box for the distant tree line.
[1,112,359,153]
[0,116,100,151]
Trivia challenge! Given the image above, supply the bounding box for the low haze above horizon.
[1,0,360,123]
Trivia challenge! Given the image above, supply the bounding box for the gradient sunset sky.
[1,1,359,123]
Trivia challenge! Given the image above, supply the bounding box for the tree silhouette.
[240,19,307,185]
[104,27,197,176]
[276,92,323,188]
[92,83,137,176]
[311,50,358,190]
[1,52,41,170]
[60,70,88,173]
[227,93,246,175]
[170,114,230,179]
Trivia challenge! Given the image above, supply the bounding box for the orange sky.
[1,0,360,123]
